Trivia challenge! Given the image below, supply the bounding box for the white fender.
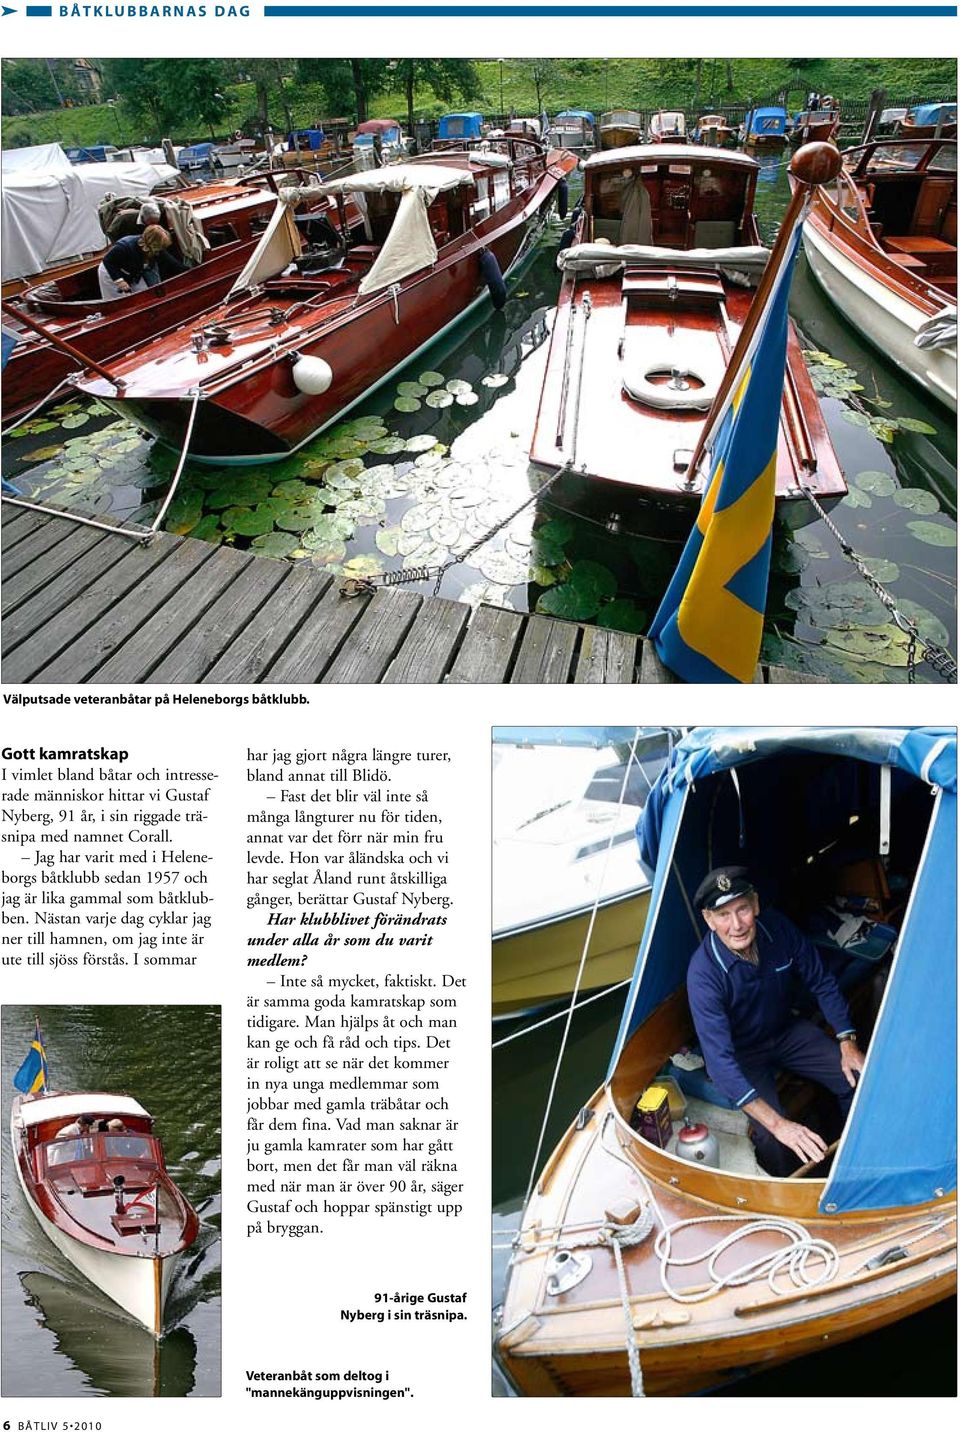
[291,355,334,395]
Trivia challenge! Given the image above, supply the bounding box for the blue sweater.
[686,909,854,1108]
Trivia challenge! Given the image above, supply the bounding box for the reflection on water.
[492,992,956,1396]
[1,1006,220,1398]
[3,163,954,682]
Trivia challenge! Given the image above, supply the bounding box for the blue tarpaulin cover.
[911,103,957,126]
[438,113,484,141]
[609,727,956,1215]
[746,107,788,135]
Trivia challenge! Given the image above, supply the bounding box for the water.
[4,164,955,681]
[1,1005,221,1398]
[491,993,957,1397]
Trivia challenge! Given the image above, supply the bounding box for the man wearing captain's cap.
[686,866,865,1177]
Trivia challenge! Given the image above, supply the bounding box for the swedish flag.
[13,1019,48,1095]
[649,220,805,683]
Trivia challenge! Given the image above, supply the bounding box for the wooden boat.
[496,726,957,1397]
[600,110,643,150]
[742,106,790,151]
[648,111,687,144]
[11,1088,200,1336]
[74,142,578,464]
[2,180,363,425]
[898,102,957,141]
[692,114,737,148]
[547,111,597,156]
[789,104,841,149]
[801,137,957,411]
[2,178,358,425]
[492,728,674,1018]
[529,144,846,524]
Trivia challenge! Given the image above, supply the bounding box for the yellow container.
[634,1085,672,1148]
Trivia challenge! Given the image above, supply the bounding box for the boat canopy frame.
[608,727,956,1216]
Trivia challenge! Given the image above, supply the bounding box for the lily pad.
[226,505,279,537]
[394,396,422,413]
[854,470,896,497]
[418,371,446,388]
[404,434,440,453]
[567,559,618,602]
[414,449,444,470]
[192,514,223,543]
[341,555,384,579]
[771,544,809,575]
[21,445,63,462]
[251,531,300,560]
[455,391,479,407]
[906,520,956,547]
[477,549,527,586]
[164,490,205,535]
[861,556,900,583]
[324,458,366,486]
[596,599,647,634]
[426,390,455,408]
[897,600,950,647]
[895,416,938,435]
[375,525,403,557]
[529,564,559,587]
[397,381,428,398]
[892,488,939,514]
[366,435,407,455]
[336,495,386,524]
[272,478,314,502]
[401,503,444,535]
[445,379,473,396]
[841,487,873,510]
[538,516,577,547]
[402,543,447,571]
[481,373,510,388]
[536,582,603,621]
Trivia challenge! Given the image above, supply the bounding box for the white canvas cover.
[1,160,179,282]
[228,198,303,296]
[317,164,474,297]
[16,1092,151,1126]
[1,142,72,174]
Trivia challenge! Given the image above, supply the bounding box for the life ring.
[622,352,722,411]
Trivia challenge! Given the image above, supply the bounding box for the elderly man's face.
[703,892,759,954]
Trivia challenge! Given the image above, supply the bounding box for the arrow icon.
[2,6,18,13]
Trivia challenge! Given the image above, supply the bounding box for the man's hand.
[839,1037,865,1089]
[115,279,130,293]
[772,1116,828,1165]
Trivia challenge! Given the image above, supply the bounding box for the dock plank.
[444,604,524,683]
[25,540,212,684]
[383,597,469,683]
[93,545,253,683]
[2,523,114,616]
[638,638,679,684]
[2,537,179,683]
[2,529,128,652]
[767,665,829,685]
[202,565,330,683]
[148,553,290,683]
[511,614,579,683]
[266,579,368,683]
[575,626,638,683]
[321,587,422,683]
[2,510,79,578]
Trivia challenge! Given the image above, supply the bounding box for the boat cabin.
[843,138,957,296]
[581,145,759,250]
[286,128,326,152]
[901,102,958,138]
[609,728,955,1214]
[436,111,484,145]
[548,110,596,152]
[743,106,789,145]
[178,143,216,171]
[649,110,687,143]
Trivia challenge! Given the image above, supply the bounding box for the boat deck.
[1,504,820,684]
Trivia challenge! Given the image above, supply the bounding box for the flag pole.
[683,141,843,487]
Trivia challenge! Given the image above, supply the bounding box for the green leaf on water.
[529,563,559,587]
[225,505,278,537]
[482,373,510,388]
[341,555,384,579]
[418,371,445,388]
[404,434,440,453]
[455,391,479,407]
[841,487,872,510]
[906,520,956,547]
[895,416,938,435]
[892,487,939,514]
[538,516,576,547]
[445,379,473,396]
[375,525,403,557]
[20,445,62,462]
[861,556,900,583]
[60,414,91,429]
[596,598,647,634]
[426,390,454,409]
[394,396,422,413]
[251,531,300,560]
[164,490,204,535]
[566,559,618,602]
[366,435,407,455]
[854,470,896,497]
[536,582,603,621]
[192,514,223,543]
[397,381,427,398]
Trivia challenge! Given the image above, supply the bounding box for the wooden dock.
[2,505,820,684]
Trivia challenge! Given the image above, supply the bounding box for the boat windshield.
[45,1137,94,1167]
[867,143,933,172]
[103,1134,152,1159]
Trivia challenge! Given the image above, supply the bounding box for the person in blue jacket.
[686,866,865,1176]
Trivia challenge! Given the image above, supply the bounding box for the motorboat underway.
[801,137,957,410]
[529,144,846,522]
[742,106,790,150]
[648,111,687,144]
[496,726,956,1396]
[492,727,675,1018]
[11,1088,199,1336]
[2,174,357,424]
[600,110,644,150]
[75,142,578,464]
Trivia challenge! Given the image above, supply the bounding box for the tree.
[392,59,481,135]
[296,59,393,125]
[528,59,560,118]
